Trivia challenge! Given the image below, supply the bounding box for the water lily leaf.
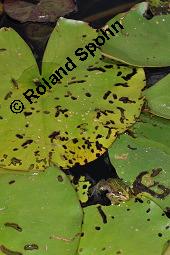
[0,18,145,171]
[0,27,39,81]
[78,199,170,255]
[42,17,101,75]
[72,176,92,204]
[101,2,170,67]
[108,113,170,212]
[144,74,170,119]
[41,18,145,169]
[0,166,83,255]
[162,240,170,255]
[4,0,77,23]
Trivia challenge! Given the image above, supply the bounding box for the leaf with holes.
[78,199,170,255]
[0,166,83,255]
[0,18,145,171]
[108,113,170,212]
[101,2,170,67]
[71,175,92,204]
[144,74,170,119]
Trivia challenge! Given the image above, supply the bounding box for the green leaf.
[0,18,145,171]
[72,176,92,204]
[144,74,170,119]
[78,199,170,255]
[0,166,83,255]
[42,17,101,75]
[0,27,39,86]
[161,240,170,255]
[101,2,170,67]
[108,113,170,211]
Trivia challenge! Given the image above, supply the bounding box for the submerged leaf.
[149,0,170,15]
[0,166,83,255]
[144,74,170,119]
[4,0,77,23]
[78,199,170,255]
[101,2,170,67]
[0,18,145,171]
[108,113,170,211]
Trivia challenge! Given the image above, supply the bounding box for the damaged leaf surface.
[78,199,170,255]
[0,18,145,170]
[109,113,170,211]
[0,167,82,255]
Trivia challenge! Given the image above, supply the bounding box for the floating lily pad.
[144,74,170,119]
[0,18,145,171]
[101,2,170,67]
[78,199,170,255]
[72,176,92,204]
[0,166,83,255]
[4,0,77,23]
[162,240,170,255]
[108,113,170,212]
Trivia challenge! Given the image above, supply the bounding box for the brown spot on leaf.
[97,206,107,223]
[119,97,135,104]
[10,157,22,166]
[127,145,137,150]
[16,134,23,139]
[115,82,129,87]
[68,80,86,85]
[87,66,105,72]
[4,91,12,100]
[151,168,162,177]
[103,91,111,100]
[11,78,19,89]
[122,68,137,81]
[43,110,50,114]
[85,92,91,97]
[4,222,22,232]
[21,139,33,148]
[0,245,22,255]
[24,112,32,117]
[133,171,170,199]
[8,180,15,184]
[57,175,63,182]
[48,131,60,142]
[95,226,101,230]
[112,94,118,99]
[24,244,38,250]
[104,64,113,69]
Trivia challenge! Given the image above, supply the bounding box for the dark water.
[0,0,170,203]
